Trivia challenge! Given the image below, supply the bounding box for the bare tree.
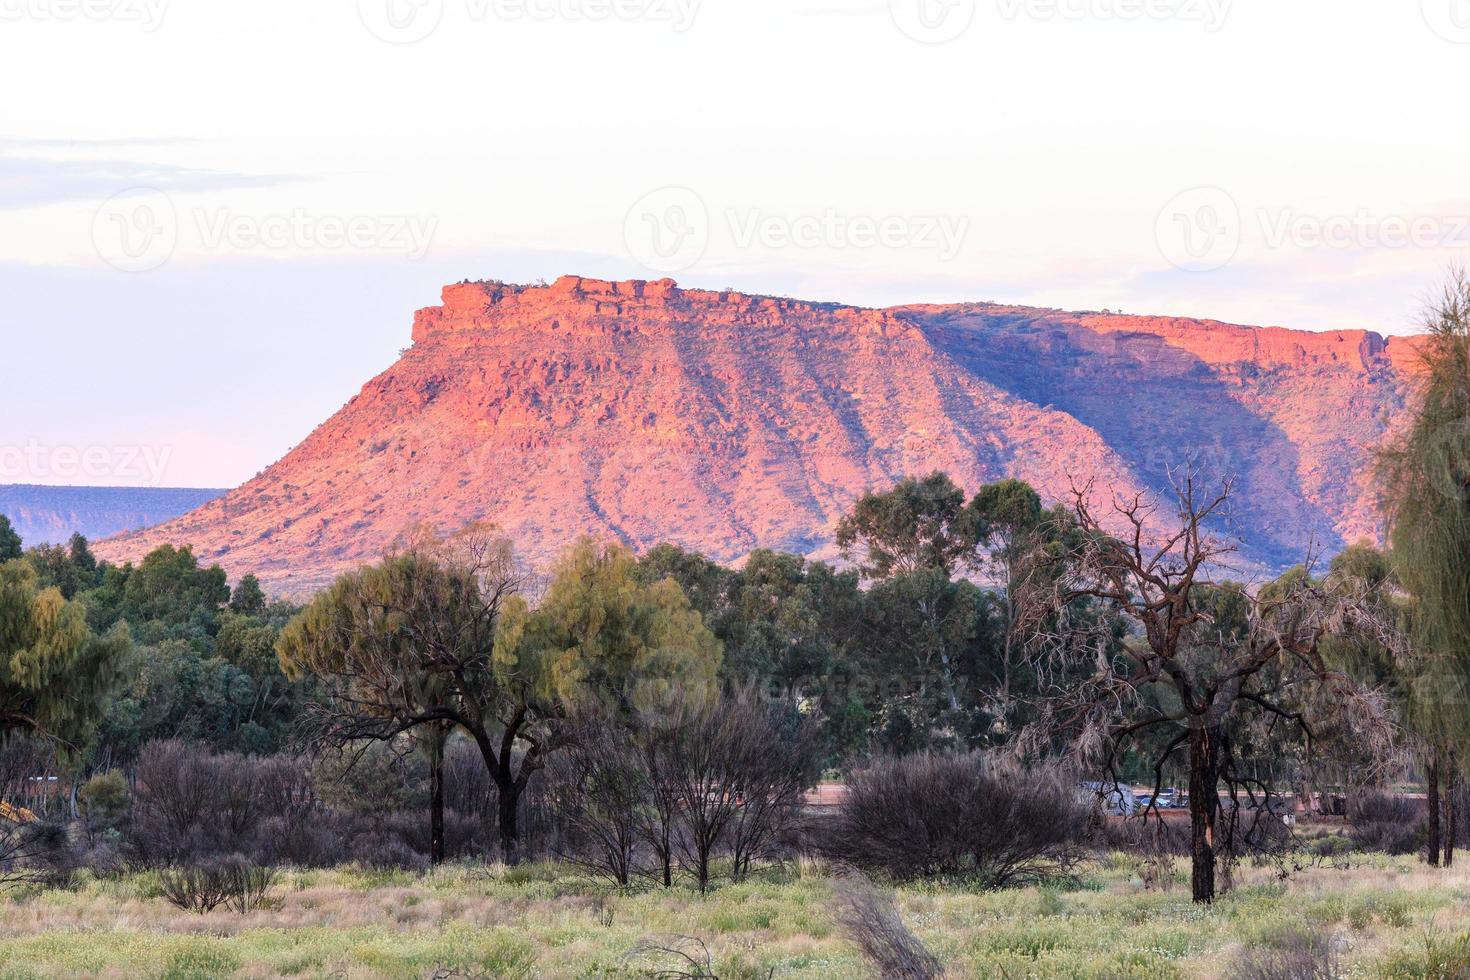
[649,688,821,893]
[639,717,682,888]
[550,708,650,887]
[1026,473,1394,903]
[661,694,758,894]
[722,694,823,882]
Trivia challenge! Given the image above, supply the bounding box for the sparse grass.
[0,853,1468,977]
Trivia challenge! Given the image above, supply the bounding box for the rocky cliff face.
[96,276,1415,596]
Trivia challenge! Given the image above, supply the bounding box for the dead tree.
[1026,474,1394,904]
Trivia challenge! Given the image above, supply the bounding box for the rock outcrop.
[96,276,1415,596]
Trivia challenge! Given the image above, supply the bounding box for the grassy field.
[1,854,1469,978]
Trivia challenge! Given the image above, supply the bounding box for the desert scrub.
[0,858,1465,977]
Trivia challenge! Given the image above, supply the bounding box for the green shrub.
[1379,929,1470,978]
[77,771,130,829]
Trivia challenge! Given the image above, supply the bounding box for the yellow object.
[0,800,37,823]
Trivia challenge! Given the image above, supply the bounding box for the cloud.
[0,136,195,152]
[0,138,305,211]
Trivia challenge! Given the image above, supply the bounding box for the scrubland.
[1,853,1469,979]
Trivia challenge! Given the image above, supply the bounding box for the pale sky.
[3,0,1469,487]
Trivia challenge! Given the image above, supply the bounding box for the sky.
[3,0,1469,488]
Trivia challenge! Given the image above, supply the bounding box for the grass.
[1,854,1469,978]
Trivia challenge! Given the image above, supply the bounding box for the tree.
[836,472,978,579]
[86,545,231,646]
[548,705,651,886]
[634,544,735,628]
[24,535,100,600]
[650,688,820,892]
[1329,540,1470,867]
[0,517,20,563]
[229,575,267,617]
[1032,476,1390,903]
[839,475,1003,748]
[861,568,993,747]
[0,559,131,755]
[968,480,1083,713]
[279,529,524,862]
[1378,269,1470,865]
[280,532,721,864]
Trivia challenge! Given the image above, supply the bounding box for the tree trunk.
[1427,750,1442,868]
[1445,752,1457,868]
[430,736,445,866]
[497,782,521,866]
[1188,724,1221,904]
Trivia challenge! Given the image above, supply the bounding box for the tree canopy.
[0,559,131,755]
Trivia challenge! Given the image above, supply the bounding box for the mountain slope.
[96,276,1415,595]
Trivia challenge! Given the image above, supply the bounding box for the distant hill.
[98,275,1415,596]
[0,485,226,549]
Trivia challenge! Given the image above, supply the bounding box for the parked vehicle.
[1079,781,1137,816]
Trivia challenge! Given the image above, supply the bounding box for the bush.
[79,771,130,829]
[825,752,1087,888]
[1379,928,1470,979]
[158,857,278,914]
[832,876,943,979]
[130,741,328,866]
[1347,791,1420,856]
[1229,923,1342,980]
[129,741,231,864]
[0,820,78,890]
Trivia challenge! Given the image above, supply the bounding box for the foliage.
[1377,269,1470,753]
[498,537,722,715]
[77,770,130,828]
[0,558,131,755]
[836,471,977,579]
[281,531,721,864]
[0,517,20,563]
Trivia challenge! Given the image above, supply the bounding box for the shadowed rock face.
[96,276,1416,597]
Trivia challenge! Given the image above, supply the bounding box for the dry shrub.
[832,876,943,980]
[623,935,722,979]
[826,752,1086,888]
[1230,924,1343,980]
[0,820,77,890]
[158,857,278,914]
[130,741,315,865]
[1347,791,1421,856]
